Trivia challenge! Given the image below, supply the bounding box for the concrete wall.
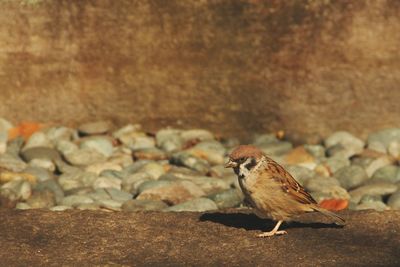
[0,0,399,141]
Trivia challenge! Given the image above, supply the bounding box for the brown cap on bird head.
[225,145,264,168]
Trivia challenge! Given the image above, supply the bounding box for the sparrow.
[225,145,345,237]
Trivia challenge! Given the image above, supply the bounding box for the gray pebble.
[6,137,24,158]
[21,146,61,162]
[0,153,27,172]
[156,129,183,152]
[349,182,398,204]
[170,152,210,173]
[24,166,53,182]
[64,148,106,166]
[23,132,53,151]
[35,179,64,204]
[61,195,94,207]
[105,188,133,202]
[208,189,244,209]
[370,165,400,184]
[96,199,122,210]
[58,170,97,191]
[137,180,174,194]
[187,140,226,165]
[284,165,315,185]
[387,191,400,209]
[305,176,340,192]
[0,179,31,201]
[26,190,55,208]
[324,131,364,156]
[310,185,350,203]
[87,188,111,201]
[367,128,400,149]
[92,176,122,190]
[56,140,79,155]
[15,202,32,210]
[121,199,168,211]
[304,144,326,160]
[259,141,293,157]
[45,126,75,143]
[78,121,111,135]
[334,165,368,190]
[355,201,388,211]
[323,155,350,174]
[80,137,114,157]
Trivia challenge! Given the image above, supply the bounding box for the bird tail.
[312,206,346,226]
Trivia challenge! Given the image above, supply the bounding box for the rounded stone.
[370,165,400,184]
[284,165,315,185]
[349,182,398,204]
[121,199,168,211]
[170,152,210,174]
[355,201,388,211]
[80,137,114,157]
[0,154,27,172]
[64,148,107,166]
[367,128,400,149]
[0,179,32,201]
[208,189,244,209]
[58,171,97,191]
[104,188,133,202]
[21,147,61,162]
[85,162,122,175]
[78,121,111,135]
[187,140,226,165]
[305,176,341,192]
[26,190,56,208]
[92,176,122,190]
[156,129,183,152]
[334,165,368,190]
[35,179,64,204]
[61,195,94,207]
[387,191,400,210]
[22,132,53,151]
[24,166,53,182]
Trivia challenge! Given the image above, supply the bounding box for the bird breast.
[238,161,307,221]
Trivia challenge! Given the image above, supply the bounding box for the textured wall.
[0,0,399,141]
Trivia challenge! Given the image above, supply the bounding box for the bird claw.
[257,230,287,237]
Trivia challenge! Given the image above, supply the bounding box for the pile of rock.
[0,118,399,212]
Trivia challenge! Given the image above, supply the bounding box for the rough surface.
[0,208,399,266]
[0,1,400,140]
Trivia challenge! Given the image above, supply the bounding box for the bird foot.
[257,230,287,238]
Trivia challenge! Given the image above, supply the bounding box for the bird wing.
[268,161,317,205]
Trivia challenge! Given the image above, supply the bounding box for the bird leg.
[257,220,287,237]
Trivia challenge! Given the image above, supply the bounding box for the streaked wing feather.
[268,161,317,205]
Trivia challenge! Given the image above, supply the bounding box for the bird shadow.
[199,212,343,232]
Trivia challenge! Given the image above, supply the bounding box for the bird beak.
[225,159,237,168]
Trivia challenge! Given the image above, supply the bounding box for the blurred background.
[1,0,400,141]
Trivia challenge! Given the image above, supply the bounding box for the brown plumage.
[226,145,345,237]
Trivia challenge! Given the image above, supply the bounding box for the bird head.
[225,145,264,176]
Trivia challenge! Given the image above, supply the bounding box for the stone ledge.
[0,209,399,266]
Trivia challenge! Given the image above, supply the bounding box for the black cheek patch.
[245,158,257,170]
